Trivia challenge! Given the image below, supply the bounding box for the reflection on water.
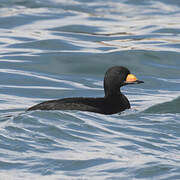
[0,0,180,179]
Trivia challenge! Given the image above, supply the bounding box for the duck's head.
[104,66,144,97]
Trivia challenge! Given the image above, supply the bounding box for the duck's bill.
[125,80,144,84]
[124,74,144,85]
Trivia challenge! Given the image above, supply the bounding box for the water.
[0,0,180,179]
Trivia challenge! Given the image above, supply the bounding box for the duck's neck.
[104,88,122,99]
[104,82,121,98]
[104,88,130,109]
[104,92,122,100]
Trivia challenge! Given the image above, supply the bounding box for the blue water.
[0,0,180,179]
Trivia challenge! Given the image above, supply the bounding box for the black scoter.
[27,66,144,114]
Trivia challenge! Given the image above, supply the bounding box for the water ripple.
[0,0,180,179]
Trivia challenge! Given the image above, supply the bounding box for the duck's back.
[27,97,105,114]
[27,94,130,115]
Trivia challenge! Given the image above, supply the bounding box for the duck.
[27,66,144,114]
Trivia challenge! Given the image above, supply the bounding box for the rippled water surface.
[0,0,180,179]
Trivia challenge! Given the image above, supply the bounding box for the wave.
[144,96,180,114]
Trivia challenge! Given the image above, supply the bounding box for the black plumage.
[27,66,143,114]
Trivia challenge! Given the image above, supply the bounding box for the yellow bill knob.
[126,74,138,82]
